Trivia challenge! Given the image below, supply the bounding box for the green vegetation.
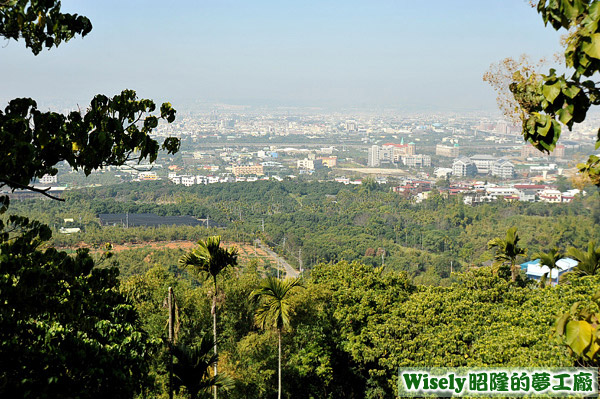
[5,179,599,397]
[507,1,600,184]
[4,1,600,398]
[8,180,599,284]
[179,236,238,399]
[251,277,304,399]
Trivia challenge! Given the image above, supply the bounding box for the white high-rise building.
[368,145,380,167]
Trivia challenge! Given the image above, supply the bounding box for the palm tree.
[250,277,303,399]
[534,247,563,286]
[171,335,231,399]
[487,227,527,282]
[567,241,600,276]
[179,236,237,399]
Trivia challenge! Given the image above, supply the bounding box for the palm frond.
[250,277,303,331]
[568,241,600,276]
[178,235,238,280]
[171,334,228,399]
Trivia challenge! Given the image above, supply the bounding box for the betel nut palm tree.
[488,227,527,283]
[250,277,303,399]
[179,236,237,399]
[534,246,563,287]
[567,241,600,277]
[171,333,232,399]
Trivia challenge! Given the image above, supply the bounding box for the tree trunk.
[168,287,174,399]
[213,276,218,399]
[278,329,282,399]
[511,262,517,282]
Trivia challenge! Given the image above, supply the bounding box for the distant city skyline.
[2,0,563,112]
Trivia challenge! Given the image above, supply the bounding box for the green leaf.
[562,85,581,99]
[556,312,570,335]
[543,82,561,103]
[582,33,600,59]
[565,320,594,356]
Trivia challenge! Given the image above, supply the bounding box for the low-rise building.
[436,144,460,157]
[138,171,159,181]
[521,258,578,286]
[39,174,58,184]
[539,189,562,203]
[181,175,195,187]
[318,156,337,168]
[403,154,431,168]
[232,164,264,176]
[471,154,496,174]
[297,158,323,170]
[491,159,515,179]
[452,156,477,177]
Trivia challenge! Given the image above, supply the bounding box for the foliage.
[556,290,600,364]
[250,277,304,399]
[0,1,181,397]
[568,241,600,276]
[179,236,238,399]
[507,1,600,184]
[172,336,232,399]
[0,216,157,398]
[535,246,564,286]
[0,92,178,199]
[251,277,304,332]
[487,227,528,283]
[179,236,238,285]
[483,55,546,125]
[0,0,92,55]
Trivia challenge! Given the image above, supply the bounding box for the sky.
[1,0,564,112]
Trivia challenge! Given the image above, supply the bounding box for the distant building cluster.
[168,172,274,186]
[455,183,583,205]
[368,141,430,168]
[520,144,565,159]
[452,155,515,179]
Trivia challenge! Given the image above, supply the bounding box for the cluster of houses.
[520,258,578,286]
[391,179,584,204]
[456,183,583,204]
[167,172,283,186]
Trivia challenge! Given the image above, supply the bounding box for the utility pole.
[206,215,209,228]
[299,248,303,273]
[262,218,264,232]
[381,249,385,267]
[126,212,129,229]
[450,261,453,274]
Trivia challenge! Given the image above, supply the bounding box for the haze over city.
[2,0,563,111]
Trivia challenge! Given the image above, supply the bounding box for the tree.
[0,1,181,396]
[567,241,600,276]
[488,227,528,283]
[0,217,157,398]
[250,277,304,399]
[0,1,179,202]
[179,236,238,399]
[502,1,600,185]
[534,246,563,286]
[172,335,231,399]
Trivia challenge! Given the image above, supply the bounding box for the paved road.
[254,239,300,278]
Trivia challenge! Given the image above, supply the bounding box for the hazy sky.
[1,0,563,111]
